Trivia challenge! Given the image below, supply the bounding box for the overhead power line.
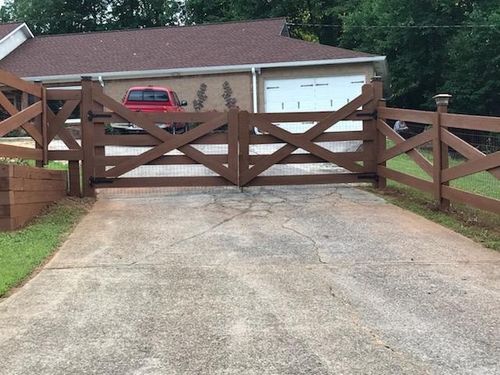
[287,22,500,29]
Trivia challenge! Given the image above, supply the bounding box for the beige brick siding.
[103,72,252,112]
[45,63,376,113]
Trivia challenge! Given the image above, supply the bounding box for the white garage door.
[264,75,365,133]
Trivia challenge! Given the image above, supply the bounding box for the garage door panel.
[263,75,366,136]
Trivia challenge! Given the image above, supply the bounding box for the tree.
[341,0,470,111]
[442,5,500,116]
[2,0,112,34]
[183,0,360,45]
[110,0,183,29]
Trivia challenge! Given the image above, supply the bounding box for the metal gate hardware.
[87,110,112,121]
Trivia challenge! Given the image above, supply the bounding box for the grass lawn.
[0,198,91,297]
[25,160,69,171]
[370,147,500,250]
[386,146,499,199]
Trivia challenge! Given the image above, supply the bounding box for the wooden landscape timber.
[0,164,67,230]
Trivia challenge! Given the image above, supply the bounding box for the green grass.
[44,161,68,171]
[1,158,69,171]
[25,160,68,171]
[386,145,499,199]
[0,199,90,297]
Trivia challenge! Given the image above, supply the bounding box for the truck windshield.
[128,90,169,102]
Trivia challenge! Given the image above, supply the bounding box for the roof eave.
[22,56,387,83]
[0,23,34,45]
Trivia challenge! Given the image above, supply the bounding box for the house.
[0,18,386,114]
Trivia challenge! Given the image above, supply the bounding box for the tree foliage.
[442,6,500,116]
[0,0,498,115]
[340,0,500,114]
[1,0,111,34]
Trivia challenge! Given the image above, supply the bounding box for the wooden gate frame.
[78,77,383,196]
[238,82,379,186]
[80,78,239,196]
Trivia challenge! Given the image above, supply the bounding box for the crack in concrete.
[327,284,427,370]
[281,217,327,265]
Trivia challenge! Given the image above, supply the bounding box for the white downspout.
[98,75,105,87]
[251,67,258,113]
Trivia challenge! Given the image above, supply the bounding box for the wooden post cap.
[433,94,452,107]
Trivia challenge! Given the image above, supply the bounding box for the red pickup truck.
[111,86,188,133]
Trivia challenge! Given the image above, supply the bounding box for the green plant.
[0,199,91,297]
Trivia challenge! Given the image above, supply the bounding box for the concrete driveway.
[0,186,499,374]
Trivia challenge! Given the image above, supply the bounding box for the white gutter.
[22,56,387,83]
[251,67,258,113]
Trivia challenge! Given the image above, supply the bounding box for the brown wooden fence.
[0,69,498,214]
[0,70,46,164]
[377,98,500,214]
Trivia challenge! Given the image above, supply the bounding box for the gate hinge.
[89,176,115,186]
[356,173,378,181]
[87,110,113,122]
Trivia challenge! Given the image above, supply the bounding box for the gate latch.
[89,177,115,186]
[87,110,112,122]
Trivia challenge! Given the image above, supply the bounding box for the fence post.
[80,76,95,197]
[41,86,48,166]
[227,108,239,186]
[68,161,81,197]
[433,94,452,210]
[33,81,45,167]
[92,82,106,178]
[238,110,250,187]
[370,76,384,188]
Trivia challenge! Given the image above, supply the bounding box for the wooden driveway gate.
[1,68,498,214]
[80,78,239,196]
[80,78,382,196]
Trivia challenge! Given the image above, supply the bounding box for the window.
[127,89,169,102]
[172,92,181,106]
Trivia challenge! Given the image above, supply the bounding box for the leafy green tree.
[341,0,470,110]
[184,0,232,24]
[2,0,112,34]
[110,0,183,29]
[442,6,500,115]
[183,0,360,45]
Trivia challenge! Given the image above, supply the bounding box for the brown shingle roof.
[0,22,24,41]
[0,18,374,77]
